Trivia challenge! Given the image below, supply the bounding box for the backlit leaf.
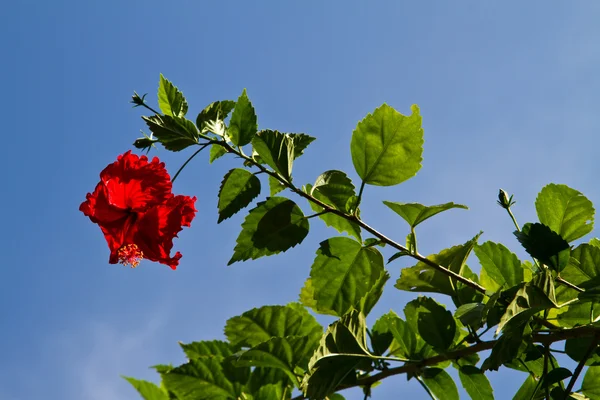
[475,241,523,292]
[582,366,600,399]
[412,297,456,351]
[535,183,595,242]
[305,184,361,241]
[225,304,322,349]
[158,74,188,117]
[123,377,169,400]
[420,368,459,400]
[351,104,423,186]
[161,358,238,399]
[252,130,294,181]
[196,100,236,133]
[228,197,309,264]
[228,89,257,146]
[143,114,199,151]
[269,175,286,196]
[180,340,233,360]
[458,366,494,400]
[383,201,467,228]
[309,237,386,316]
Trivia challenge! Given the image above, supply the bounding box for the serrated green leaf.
[252,130,294,181]
[289,133,316,159]
[370,314,394,356]
[247,368,291,396]
[497,270,557,334]
[228,197,309,264]
[535,183,595,242]
[305,183,361,241]
[351,104,423,186]
[411,297,456,351]
[455,303,485,328]
[228,89,258,146]
[357,268,390,316]
[268,175,286,196]
[161,358,238,399]
[557,244,600,304]
[224,304,322,349]
[143,114,199,151]
[309,237,386,316]
[235,336,317,383]
[179,340,233,360]
[158,74,188,117]
[218,169,261,223]
[583,366,600,399]
[395,234,481,298]
[303,311,374,399]
[481,320,531,371]
[379,311,418,359]
[209,145,227,163]
[458,366,494,400]
[475,241,524,292]
[312,170,357,211]
[196,100,236,133]
[420,368,459,400]
[383,201,467,229]
[515,223,570,271]
[590,238,600,248]
[556,301,598,327]
[124,377,169,400]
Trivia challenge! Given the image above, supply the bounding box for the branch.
[290,325,600,400]
[220,142,488,294]
[563,334,600,398]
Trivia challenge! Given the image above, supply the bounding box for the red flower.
[80,151,197,270]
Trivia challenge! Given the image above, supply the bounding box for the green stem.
[222,142,487,294]
[556,276,585,293]
[304,210,330,220]
[171,143,211,183]
[507,207,521,232]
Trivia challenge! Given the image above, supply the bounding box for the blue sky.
[2,1,600,399]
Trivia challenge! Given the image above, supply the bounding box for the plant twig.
[171,143,211,183]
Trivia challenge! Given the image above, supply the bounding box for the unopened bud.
[497,189,515,209]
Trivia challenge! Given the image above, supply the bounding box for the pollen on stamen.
[117,244,144,268]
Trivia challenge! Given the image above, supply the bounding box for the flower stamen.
[117,244,144,268]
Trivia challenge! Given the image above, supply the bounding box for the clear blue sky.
[2,2,600,399]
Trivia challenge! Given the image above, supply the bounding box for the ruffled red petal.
[100,151,172,212]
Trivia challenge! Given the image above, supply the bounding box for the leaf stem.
[506,207,521,232]
[563,334,600,399]
[304,210,330,220]
[171,143,211,183]
[556,276,585,293]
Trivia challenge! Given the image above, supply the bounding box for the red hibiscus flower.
[80,151,197,270]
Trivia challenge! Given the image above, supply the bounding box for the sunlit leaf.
[158,74,188,117]
[420,368,459,400]
[218,168,261,223]
[383,201,467,229]
[351,104,423,186]
[582,366,600,399]
[228,89,258,146]
[458,366,494,400]
[123,377,169,400]
[475,241,523,292]
[535,183,595,242]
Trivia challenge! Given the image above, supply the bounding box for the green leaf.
[582,366,600,399]
[455,303,485,328]
[482,321,530,371]
[557,244,600,304]
[542,367,572,388]
[196,100,236,133]
[496,270,557,334]
[161,358,238,399]
[556,301,597,327]
[303,311,374,399]
[308,237,386,316]
[535,183,595,242]
[179,340,233,360]
[228,197,309,265]
[224,304,322,349]
[512,375,539,400]
[420,368,459,400]
[305,183,361,241]
[289,133,316,159]
[379,311,418,360]
[370,314,394,356]
[158,74,188,117]
[590,238,600,248]
[565,336,600,366]
[351,104,423,186]
[123,377,169,400]
[475,241,524,292]
[268,175,286,196]
[235,336,317,383]
[312,170,357,211]
[514,223,570,271]
[412,297,456,351]
[252,384,286,400]
[228,89,258,146]
[395,234,481,297]
[209,145,227,163]
[218,169,261,223]
[383,201,468,229]
[142,115,199,151]
[247,368,291,396]
[252,130,294,181]
[458,366,494,400]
